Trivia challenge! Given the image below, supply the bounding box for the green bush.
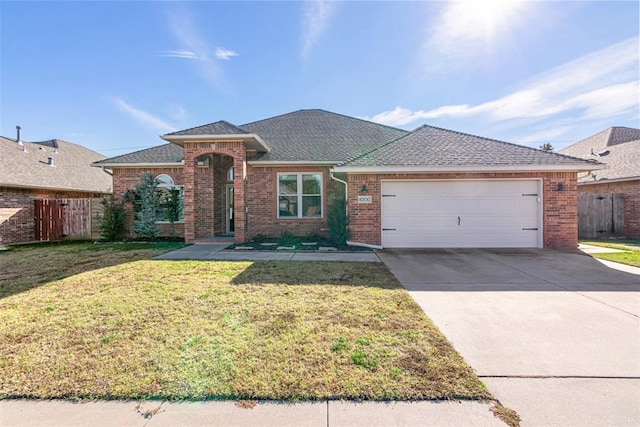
[99,196,126,241]
[327,189,350,247]
[133,172,161,239]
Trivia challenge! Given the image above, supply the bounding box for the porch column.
[183,144,196,243]
[233,154,246,243]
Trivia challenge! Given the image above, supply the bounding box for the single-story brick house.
[94,109,601,249]
[559,127,640,238]
[1,129,112,244]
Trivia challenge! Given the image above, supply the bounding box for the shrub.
[99,196,126,241]
[133,172,161,239]
[328,189,350,247]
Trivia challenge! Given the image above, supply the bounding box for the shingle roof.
[240,109,409,161]
[339,124,600,168]
[558,127,640,182]
[0,136,112,193]
[93,144,184,165]
[165,120,250,136]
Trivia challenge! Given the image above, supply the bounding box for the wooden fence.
[578,193,625,238]
[35,198,104,241]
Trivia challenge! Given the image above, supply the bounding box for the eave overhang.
[161,133,270,153]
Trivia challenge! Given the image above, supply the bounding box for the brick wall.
[111,167,185,238]
[0,186,107,245]
[346,171,579,249]
[245,165,338,239]
[578,180,640,238]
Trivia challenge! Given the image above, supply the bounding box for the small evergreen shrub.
[99,196,127,241]
[133,172,161,239]
[328,190,349,247]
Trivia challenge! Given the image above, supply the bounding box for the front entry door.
[226,184,234,234]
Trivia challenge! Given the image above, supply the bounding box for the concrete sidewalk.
[0,399,504,426]
[154,243,381,262]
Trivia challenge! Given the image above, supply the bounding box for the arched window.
[227,167,234,181]
[156,174,174,188]
[154,174,184,222]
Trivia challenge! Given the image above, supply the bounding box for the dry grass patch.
[0,243,490,401]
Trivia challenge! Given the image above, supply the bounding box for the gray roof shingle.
[0,137,112,193]
[558,127,640,182]
[339,124,600,168]
[239,109,409,162]
[93,144,184,165]
[165,120,249,136]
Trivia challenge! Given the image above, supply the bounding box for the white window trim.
[277,172,323,219]
[154,174,185,223]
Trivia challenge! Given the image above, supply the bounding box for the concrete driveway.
[378,249,640,426]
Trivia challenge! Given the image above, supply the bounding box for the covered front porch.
[162,126,270,244]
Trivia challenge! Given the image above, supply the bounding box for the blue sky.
[1,1,638,157]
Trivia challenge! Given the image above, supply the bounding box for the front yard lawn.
[581,240,640,267]
[0,242,489,401]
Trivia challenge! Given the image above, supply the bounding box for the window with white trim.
[155,174,184,222]
[278,173,322,218]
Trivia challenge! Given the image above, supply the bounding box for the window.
[155,174,184,222]
[278,173,322,218]
[227,167,234,181]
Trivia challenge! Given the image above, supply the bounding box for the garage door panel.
[381,180,541,248]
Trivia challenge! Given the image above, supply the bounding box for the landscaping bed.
[0,242,489,401]
[229,235,372,252]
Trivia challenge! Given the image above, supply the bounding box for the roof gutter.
[579,176,640,185]
[248,160,339,166]
[91,162,184,168]
[333,164,605,173]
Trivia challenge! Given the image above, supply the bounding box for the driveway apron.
[379,249,640,426]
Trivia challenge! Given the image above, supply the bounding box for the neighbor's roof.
[0,136,112,193]
[559,127,640,183]
[335,124,602,172]
[93,143,184,166]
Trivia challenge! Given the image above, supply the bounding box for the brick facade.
[183,141,246,243]
[109,162,583,248]
[0,186,106,245]
[346,171,579,249]
[578,180,640,238]
[245,165,338,239]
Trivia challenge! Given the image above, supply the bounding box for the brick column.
[233,155,246,243]
[183,144,196,243]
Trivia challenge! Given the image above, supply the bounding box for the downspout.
[331,169,383,251]
[101,166,113,176]
[329,170,348,210]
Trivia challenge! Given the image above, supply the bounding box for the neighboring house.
[94,109,601,249]
[0,130,112,244]
[559,127,640,238]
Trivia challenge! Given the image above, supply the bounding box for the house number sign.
[357,195,372,204]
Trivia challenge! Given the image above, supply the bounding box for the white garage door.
[381,180,541,248]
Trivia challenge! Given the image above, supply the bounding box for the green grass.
[581,239,640,251]
[581,240,640,267]
[0,242,490,401]
[591,251,640,267]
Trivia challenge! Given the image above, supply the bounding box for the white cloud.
[160,50,198,59]
[215,47,239,60]
[170,104,188,122]
[165,8,228,88]
[513,126,573,146]
[367,38,639,127]
[301,0,335,59]
[112,98,176,133]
